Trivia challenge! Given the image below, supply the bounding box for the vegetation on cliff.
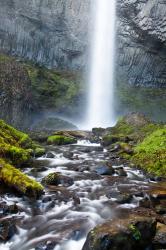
[0,53,84,128]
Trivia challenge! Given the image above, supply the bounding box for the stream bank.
[0,113,165,250]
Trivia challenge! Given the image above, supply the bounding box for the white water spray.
[86,0,116,128]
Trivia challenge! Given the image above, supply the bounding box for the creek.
[0,139,160,250]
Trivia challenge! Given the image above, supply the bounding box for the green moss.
[24,63,83,112]
[102,114,163,147]
[129,224,141,241]
[115,84,166,122]
[0,159,43,197]
[0,119,45,164]
[132,128,166,176]
[42,172,59,185]
[47,135,77,145]
[34,147,46,157]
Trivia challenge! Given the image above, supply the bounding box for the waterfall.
[86,0,116,129]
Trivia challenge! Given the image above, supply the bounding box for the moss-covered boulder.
[0,120,44,197]
[132,128,166,177]
[82,214,157,250]
[102,113,166,177]
[47,135,77,145]
[42,172,74,187]
[0,119,45,164]
[102,113,161,147]
[0,159,43,197]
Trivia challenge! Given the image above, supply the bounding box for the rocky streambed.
[0,137,166,250]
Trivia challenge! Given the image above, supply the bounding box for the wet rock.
[116,167,127,177]
[139,197,151,209]
[0,201,19,215]
[92,127,106,137]
[109,144,121,153]
[46,152,55,159]
[116,193,133,204]
[54,130,90,139]
[82,214,157,250]
[31,166,48,173]
[63,151,74,159]
[42,173,74,187]
[30,159,50,170]
[155,204,166,215]
[95,163,115,176]
[0,216,19,242]
[153,223,166,249]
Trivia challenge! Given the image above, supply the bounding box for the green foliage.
[47,135,77,145]
[0,159,43,197]
[0,119,45,164]
[115,84,166,122]
[129,224,141,241]
[24,63,83,111]
[132,128,166,176]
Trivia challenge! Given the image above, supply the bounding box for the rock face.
[0,0,90,70]
[0,0,166,87]
[116,0,166,87]
[0,56,33,128]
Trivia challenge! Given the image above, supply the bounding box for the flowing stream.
[0,140,157,250]
[86,0,116,128]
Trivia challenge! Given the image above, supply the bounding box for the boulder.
[47,135,77,145]
[0,159,44,198]
[153,223,166,249]
[82,214,157,250]
[95,163,115,176]
[42,173,74,187]
[63,151,74,159]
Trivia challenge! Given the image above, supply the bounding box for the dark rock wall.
[0,0,166,127]
[1,0,166,87]
[116,0,166,87]
[0,56,33,128]
[0,0,90,70]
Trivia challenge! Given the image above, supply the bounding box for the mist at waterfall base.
[83,0,116,130]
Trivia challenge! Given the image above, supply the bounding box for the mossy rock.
[42,173,59,186]
[42,172,74,187]
[47,135,77,145]
[82,214,156,250]
[132,128,166,177]
[0,119,45,164]
[102,113,163,147]
[34,147,46,157]
[0,159,43,197]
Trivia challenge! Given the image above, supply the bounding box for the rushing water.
[86,0,116,129]
[0,139,155,250]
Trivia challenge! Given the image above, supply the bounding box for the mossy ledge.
[47,135,77,145]
[132,128,166,176]
[0,119,44,197]
[0,119,45,165]
[102,113,166,177]
[0,159,43,197]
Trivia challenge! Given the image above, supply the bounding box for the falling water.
[86,0,116,128]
